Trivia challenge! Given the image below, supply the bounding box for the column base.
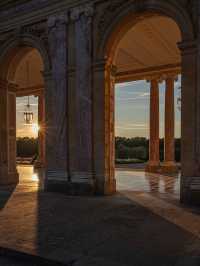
[181,177,200,206]
[34,160,45,169]
[95,177,116,195]
[160,162,179,174]
[0,167,19,186]
[45,171,95,195]
[145,161,160,173]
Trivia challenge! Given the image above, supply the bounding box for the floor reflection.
[116,169,180,196]
[16,165,180,198]
[17,165,45,192]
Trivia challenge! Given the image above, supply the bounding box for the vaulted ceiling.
[11,48,44,96]
[115,16,182,82]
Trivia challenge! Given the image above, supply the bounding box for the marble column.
[93,60,116,195]
[69,5,94,194]
[34,92,45,168]
[44,13,69,191]
[0,79,19,185]
[179,40,199,204]
[146,78,160,173]
[161,75,178,174]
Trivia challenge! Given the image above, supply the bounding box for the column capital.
[70,4,94,21]
[42,70,53,81]
[8,82,18,92]
[164,73,178,81]
[0,79,18,91]
[47,12,69,30]
[146,72,178,83]
[146,75,162,83]
[0,78,8,89]
[93,59,108,72]
[178,40,197,55]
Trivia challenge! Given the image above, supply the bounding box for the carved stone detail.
[70,4,94,21]
[97,0,127,40]
[72,4,93,178]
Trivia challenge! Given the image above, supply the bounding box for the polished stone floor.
[0,165,199,265]
[16,165,180,195]
[116,170,180,195]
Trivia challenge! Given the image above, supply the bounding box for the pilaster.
[44,13,69,192]
[178,40,199,204]
[92,59,116,195]
[66,4,95,194]
[0,79,19,185]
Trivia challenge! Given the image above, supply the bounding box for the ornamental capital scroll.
[70,4,94,22]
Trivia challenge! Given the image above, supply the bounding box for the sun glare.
[32,123,40,135]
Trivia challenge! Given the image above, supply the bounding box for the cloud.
[116,123,148,130]
[116,92,150,102]
[139,92,150,97]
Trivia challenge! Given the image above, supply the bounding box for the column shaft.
[165,77,175,162]
[146,79,160,172]
[162,77,178,174]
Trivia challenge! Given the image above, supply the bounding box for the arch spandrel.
[0,33,51,80]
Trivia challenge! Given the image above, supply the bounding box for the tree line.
[16,137,181,163]
[17,137,38,157]
[115,137,181,163]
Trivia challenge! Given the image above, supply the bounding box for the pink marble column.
[162,76,178,173]
[146,79,160,173]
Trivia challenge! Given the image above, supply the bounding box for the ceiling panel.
[115,16,181,73]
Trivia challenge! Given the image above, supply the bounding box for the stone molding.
[146,72,178,83]
[178,40,197,55]
[0,79,18,91]
[47,12,69,30]
[71,172,94,183]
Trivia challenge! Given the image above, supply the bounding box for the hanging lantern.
[24,96,34,124]
[23,60,34,124]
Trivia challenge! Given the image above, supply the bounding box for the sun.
[31,123,40,135]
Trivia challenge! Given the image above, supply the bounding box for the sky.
[16,78,181,139]
[115,77,181,138]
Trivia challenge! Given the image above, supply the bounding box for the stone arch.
[96,0,194,61]
[92,0,197,202]
[0,33,51,80]
[0,33,49,186]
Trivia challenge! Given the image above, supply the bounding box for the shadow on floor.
[0,166,199,266]
[0,185,16,210]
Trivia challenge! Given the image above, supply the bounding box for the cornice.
[0,0,100,34]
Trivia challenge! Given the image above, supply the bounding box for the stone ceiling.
[115,16,182,82]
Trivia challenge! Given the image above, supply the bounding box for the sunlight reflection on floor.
[17,165,45,192]
[116,170,180,195]
[16,165,180,199]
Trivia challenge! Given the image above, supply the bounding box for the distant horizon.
[16,79,181,139]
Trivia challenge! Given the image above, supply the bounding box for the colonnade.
[146,74,178,174]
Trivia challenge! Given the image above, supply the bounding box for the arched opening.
[113,16,181,197]
[0,44,46,189]
[93,4,196,203]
